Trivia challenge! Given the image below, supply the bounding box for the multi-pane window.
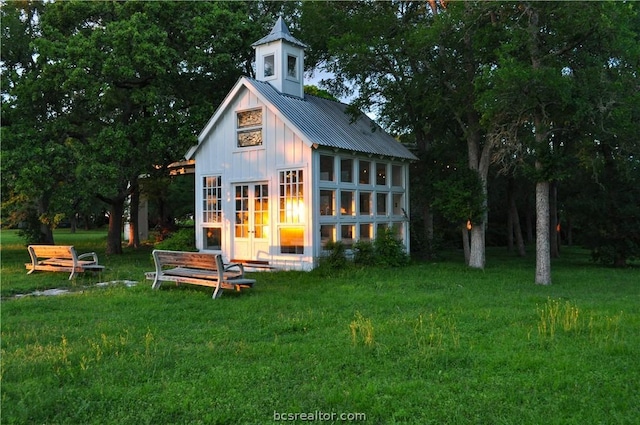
[279,169,304,254]
[279,170,304,223]
[237,109,262,147]
[317,153,407,254]
[203,176,222,223]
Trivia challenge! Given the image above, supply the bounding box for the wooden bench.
[145,250,256,299]
[25,245,105,280]
[230,259,277,270]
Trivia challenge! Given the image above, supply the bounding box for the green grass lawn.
[1,229,639,424]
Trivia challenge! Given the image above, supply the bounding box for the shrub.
[154,227,196,252]
[317,240,349,271]
[373,228,409,267]
[353,240,376,266]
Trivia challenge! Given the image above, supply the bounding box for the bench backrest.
[152,250,221,271]
[28,245,76,260]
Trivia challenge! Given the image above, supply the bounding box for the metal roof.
[251,16,308,49]
[247,78,418,161]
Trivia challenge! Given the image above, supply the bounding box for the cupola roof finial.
[251,16,308,49]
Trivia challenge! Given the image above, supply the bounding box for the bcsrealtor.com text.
[273,410,366,422]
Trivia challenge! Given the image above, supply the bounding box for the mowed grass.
[1,230,639,424]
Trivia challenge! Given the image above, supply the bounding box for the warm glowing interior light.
[285,199,305,222]
[466,220,472,230]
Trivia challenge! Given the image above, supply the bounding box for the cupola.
[252,17,307,98]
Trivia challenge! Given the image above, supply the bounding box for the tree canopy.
[1,0,297,253]
[2,0,638,273]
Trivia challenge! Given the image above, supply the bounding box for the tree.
[301,1,500,267]
[3,1,298,253]
[476,1,638,283]
[1,1,76,243]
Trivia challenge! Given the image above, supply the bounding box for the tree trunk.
[468,224,485,268]
[507,178,527,257]
[549,180,559,258]
[535,177,552,285]
[509,188,526,257]
[37,197,55,244]
[462,225,470,265]
[462,21,491,270]
[106,198,125,255]
[507,177,526,255]
[70,214,77,233]
[466,129,490,270]
[39,222,54,244]
[128,179,140,248]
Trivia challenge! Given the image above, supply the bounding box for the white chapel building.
[185,17,417,270]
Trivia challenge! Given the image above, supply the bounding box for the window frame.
[202,175,223,251]
[263,54,275,78]
[236,108,263,148]
[287,54,298,80]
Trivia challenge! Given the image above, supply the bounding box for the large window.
[237,109,262,147]
[279,170,304,223]
[203,176,222,223]
[317,154,407,253]
[279,169,305,254]
[203,175,222,250]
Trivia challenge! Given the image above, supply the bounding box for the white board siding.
[194,85,314,269]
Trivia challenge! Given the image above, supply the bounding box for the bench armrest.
[77,251,99,263]
[224,262,245,276]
